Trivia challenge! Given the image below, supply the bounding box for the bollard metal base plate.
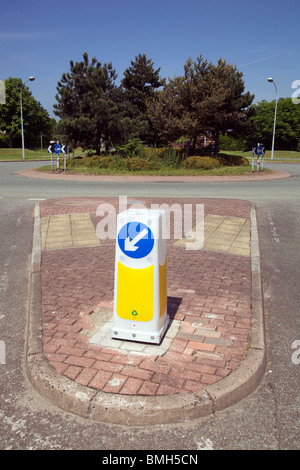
[110,315,169,345]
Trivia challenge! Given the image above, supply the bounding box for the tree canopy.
[55,52,300,157]
[54,52,129,154]
[54,52,166,152]
[2,53,298,155]
[121,53,165,143]
[0,77,54,148]
[147,55,254,155]
[248,98,300,151]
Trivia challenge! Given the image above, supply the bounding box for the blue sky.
[1,0,299,119]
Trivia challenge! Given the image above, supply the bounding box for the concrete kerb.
[25,202,266,426]
[194,208,266,413]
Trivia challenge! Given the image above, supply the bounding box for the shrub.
[116,138,146,158]
[83,155,101,167]
[161,147,185,166]
[218,153,250,166]
[126,157,161,172]
[86,149,95,157]
[143,146,185,166]
[98,156,117,168]
[0,134,10,148]
[182,156,221,170]
[219,135,247,151]
[65,150,250,173]
[66,156,85,168]
[143,146,164,160]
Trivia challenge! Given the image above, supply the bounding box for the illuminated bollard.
[111,209,168,344]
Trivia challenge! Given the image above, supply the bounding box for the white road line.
[267,213,281,243]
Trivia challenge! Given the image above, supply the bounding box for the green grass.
[0,148,51,160]
[0,147,84,160]
[221,150,300,161]
[2,146,297,177]
[1,147,299,163]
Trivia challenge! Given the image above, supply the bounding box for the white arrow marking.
[125,228,148,251]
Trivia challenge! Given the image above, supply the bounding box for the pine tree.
[148,55,254,156]
[121,53,165,143]
[54,52,126,154]
[204,58,254,155]
[147,55,211,154]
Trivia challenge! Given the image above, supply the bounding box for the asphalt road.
[0,161,299,451]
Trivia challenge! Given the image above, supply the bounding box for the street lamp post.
[20,76,35,160]
[268,77,278,161]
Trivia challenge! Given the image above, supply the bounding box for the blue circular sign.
[54,144,61,155]
[118,221,154,259]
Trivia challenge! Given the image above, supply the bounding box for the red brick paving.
[40,197,252,396]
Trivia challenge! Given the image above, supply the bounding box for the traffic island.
[26,197,266,425]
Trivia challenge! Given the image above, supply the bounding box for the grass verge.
[221,150,300,161]
[1,148,299,162]
[0,148,51,160]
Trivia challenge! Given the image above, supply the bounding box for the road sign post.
[61,144,66,171]
[252,144,265,172]
[111,208,168,344]
[48,143,54,171]
[257,143,264,171]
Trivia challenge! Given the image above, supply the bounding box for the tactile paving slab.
[174,215,250,256]
[41,213,100,250]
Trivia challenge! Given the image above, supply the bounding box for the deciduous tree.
[0,77,53,148]
[148,55,254,156]
[249,98,300,151]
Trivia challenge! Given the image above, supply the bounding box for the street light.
[268,77,278,161]
[20,76,35,160]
